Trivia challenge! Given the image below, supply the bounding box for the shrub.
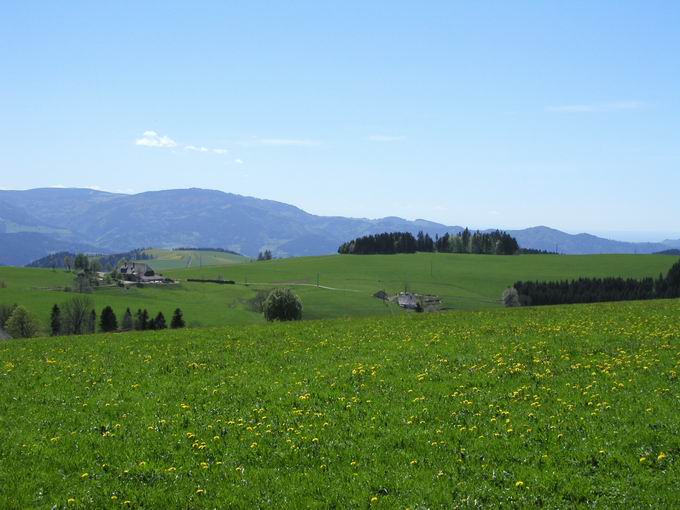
[263,288,303,322]
[5,306,40,338]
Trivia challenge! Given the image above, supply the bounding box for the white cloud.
[186,145,209,153]
[234,158,244,164]
[367,134,406,142]
[135,131,229,156]
[135,130,177,148]
[239,137,321,147]
[546,101,646,113]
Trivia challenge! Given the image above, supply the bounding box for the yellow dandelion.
[658,452,667,461]
[515,480,525,488]
[639,456,647,463]
[410,459,418,465]
[250,442,258,448]
[80,472,89,480]
[370,496,379,504]
[196,488,205,495]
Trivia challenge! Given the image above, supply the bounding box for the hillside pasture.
[0,253,676,334]
[0,300,678,507]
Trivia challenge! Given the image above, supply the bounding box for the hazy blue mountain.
[507,226,669,255]
[0,188,673,265]
[662,239,680,249]
[0,233,102,266]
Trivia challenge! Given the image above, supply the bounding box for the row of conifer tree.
[337,229,520,255]
[49,302,185,336]
[513,259,680,306]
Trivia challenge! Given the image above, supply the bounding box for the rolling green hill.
[0,299,678,507]
[143,249,248,270]
[0,253,677,334]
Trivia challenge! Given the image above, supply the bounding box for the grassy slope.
[0,254,677,333]
[143,249,248,271]
[0,300,678,508]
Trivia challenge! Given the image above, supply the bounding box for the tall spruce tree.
[121,308,133,331]
[171,308,185,329]
[50,304,61,336]
[100,306,118,332]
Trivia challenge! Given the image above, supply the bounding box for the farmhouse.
[118,262,165,283]
[397,292,419,310]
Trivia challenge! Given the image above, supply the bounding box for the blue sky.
[1,1,679,241]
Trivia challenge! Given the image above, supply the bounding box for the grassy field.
[0,299,678,507]
[0,254,677,334]
[142,249,248,270]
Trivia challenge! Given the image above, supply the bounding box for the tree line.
[27,249,152,271]
[512,258,680,306]
[0,299,186,339]
[338,229,520,255]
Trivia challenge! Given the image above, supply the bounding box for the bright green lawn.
[0,253,677,334]
[0,299,678,508]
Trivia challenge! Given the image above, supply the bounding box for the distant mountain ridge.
[0,187,676,265]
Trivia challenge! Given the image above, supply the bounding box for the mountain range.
[0,187,677,265]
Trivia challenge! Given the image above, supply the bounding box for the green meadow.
[0,299,678,508]
[0,253,676,334]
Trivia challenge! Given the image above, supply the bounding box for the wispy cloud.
[234,158,244,164]
[367,134,406,142]
[546,101,646,113]
[135,131,228,155]
[237,137,321,147]
[135,130,177,148]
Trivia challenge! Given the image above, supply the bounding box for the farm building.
[118,262,165,283]
[397,292,419,310]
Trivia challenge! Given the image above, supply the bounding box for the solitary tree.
[134,309,149,330]
[502,287,521,307]
[61,296,94,334]
[87,309,97,334]
[154,311,167,330]
[121,308,133,331]
[263,288,303,322]
[74,253,89,272]
[170,308,185,329]
[50,304,61,336]
[5,306,40,338]
[0,303,18,329]
[100,306,118,332]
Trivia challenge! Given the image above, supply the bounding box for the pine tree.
[171,308,185,329]
[154,312,167,330]
[121,308,133,331]
[87,309,97,334]
[134,309,147,330]
[100,306,118,332]
[50,304,61,336]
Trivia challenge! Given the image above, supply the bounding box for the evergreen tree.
[87,309,97,334]
[50,304,61,336]
[170,308,185,329]
[134,309,150,330]
[121,308,133,331]
[154,312,167,330]
[100,306,118,332]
